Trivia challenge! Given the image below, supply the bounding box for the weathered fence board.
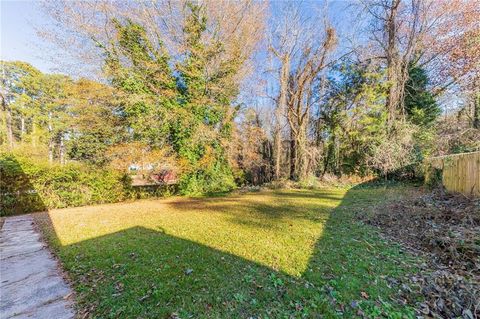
[425,151,480,197]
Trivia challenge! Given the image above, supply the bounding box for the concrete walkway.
[0,215,75,319]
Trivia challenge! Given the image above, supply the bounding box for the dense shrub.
[0,153,171,216]
[0,155,48,215]
[179,165,236,195]
[423,162,443,189]
[132,185,178,199]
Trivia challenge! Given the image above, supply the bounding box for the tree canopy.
[1,0,479,191]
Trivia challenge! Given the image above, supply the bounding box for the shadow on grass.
[36,182,418,318]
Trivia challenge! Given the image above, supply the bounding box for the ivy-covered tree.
[174,2,240,194]
[105,19,178,148]
[97,3,245,194]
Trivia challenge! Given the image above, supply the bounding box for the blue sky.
[1,0,357,76]
[1,0,56,72]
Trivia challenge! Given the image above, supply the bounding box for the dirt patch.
[360,188,479,318]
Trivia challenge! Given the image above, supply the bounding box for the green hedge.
[0,153,172,216]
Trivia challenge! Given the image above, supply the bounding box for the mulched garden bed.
[360,188,479,318]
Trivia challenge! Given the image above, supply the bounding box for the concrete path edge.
[0,215,75,319]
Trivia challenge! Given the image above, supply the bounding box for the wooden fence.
[425,151,480,197]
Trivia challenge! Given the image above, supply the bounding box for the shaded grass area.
[35,186,420,318]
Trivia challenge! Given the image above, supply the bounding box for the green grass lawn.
[36,185,420,318]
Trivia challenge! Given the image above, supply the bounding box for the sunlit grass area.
[36,186,419,318]
[45,189,342,276]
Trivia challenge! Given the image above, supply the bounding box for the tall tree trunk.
[322,131,336,176]
[48,111,54,163]
[274,56,290,180]
[31,120,37,148]
[289,125,308,181]
[274,127,282,179]
[4,98,14,149]
[473,76,480,129]
[296,127,307,181]
[385,0,402,124]
[59,134,65,165]
[322,144,332,177]
[473,89,480,129]
[20,116,25,139]
[48,140,54,163]
[289,130,297,180]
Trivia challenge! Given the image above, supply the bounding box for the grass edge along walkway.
[0,215,75,318]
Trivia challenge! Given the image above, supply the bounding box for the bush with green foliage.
[0,153,176,216]
[101,5,240,195]
[404,63,441,128]
[179,161,236,195]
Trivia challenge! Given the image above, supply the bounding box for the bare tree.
[268,3,299,179]
[420,0,480,93]
[39,0,266,81]
[362,0,431,122]
[268,3,337,181]
[361,0,480,122]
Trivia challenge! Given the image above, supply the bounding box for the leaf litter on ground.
[358,187,479,318]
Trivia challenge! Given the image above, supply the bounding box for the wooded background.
[1,0,479,198]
